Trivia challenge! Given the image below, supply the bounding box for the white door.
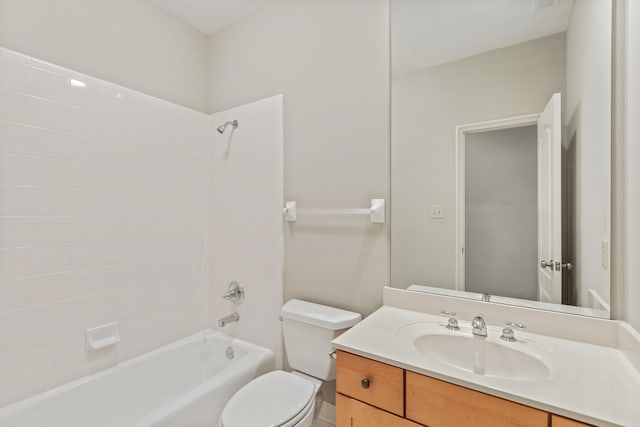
[537,93,562,303]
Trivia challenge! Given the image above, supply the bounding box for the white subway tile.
[0,185,32,216]
[0,308,32,344]
[67,74,101,109]
[0,278,31,313]
[68,269,103,298]
[0,247,30,280]
[32,273,70,305]
[0,153,32,185]
[0,338,33,375]
[31,66,69,104]
[0,121,30,154]
[0,90,31,125]
[0,217,32,248]
[0,54,31,94]
[30,245,72,276]
[32,156,76,188]
[69,106,98,136]
[32,97,70,132]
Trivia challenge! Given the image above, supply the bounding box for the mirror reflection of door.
[537,93,562,304]
[459,94,563,303]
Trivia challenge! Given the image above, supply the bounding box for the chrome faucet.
[222,281,244,304]
[218,312,239,327]
[471,314,487,337]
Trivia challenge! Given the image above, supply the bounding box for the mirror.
[390,0,611,318]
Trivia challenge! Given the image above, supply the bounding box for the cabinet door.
[336,350,404,416]
[551,415,594,426]
[406,371,548,427]
[336,393,423,427]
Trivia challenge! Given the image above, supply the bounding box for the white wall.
[0,0,208,112]
[0,47,211,406]
[565,0,612,306]
[626,0,640,331]
[465,126,538,300]
[209,95,284,368]
[391,34,566,288]
[207,0,390,317]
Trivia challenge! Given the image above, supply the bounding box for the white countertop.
[332,306,640,427]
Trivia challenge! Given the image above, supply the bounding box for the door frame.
[454,113,541,291]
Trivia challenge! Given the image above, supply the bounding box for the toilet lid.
[220,371,315,427]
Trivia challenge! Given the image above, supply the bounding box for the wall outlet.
[430,204,444,219]
[601,240,609,271]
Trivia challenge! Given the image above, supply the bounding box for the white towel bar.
[283,199,385,224]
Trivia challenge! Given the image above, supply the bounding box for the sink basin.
[397,322,562,383]
[413,334,550,382]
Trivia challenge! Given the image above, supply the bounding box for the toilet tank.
[281,300,361,381]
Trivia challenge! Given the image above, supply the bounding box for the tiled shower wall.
[210,96,284,368]
[0,47,211,406]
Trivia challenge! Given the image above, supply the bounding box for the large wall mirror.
[390,0,612,318]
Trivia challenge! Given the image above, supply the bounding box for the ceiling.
[392,0,575,76]
[153,0,274,35]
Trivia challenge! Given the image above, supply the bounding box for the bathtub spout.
[218,312,239,327]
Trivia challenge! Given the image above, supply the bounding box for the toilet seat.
[220,371,316,427]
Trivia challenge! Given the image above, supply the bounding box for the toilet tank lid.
[281,300,361,330]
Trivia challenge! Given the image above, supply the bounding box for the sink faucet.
[471,314,487,337]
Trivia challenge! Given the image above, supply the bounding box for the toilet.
[219,299,361,427]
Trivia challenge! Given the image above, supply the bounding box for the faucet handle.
[440,311,460,331]
[504,321,526,329]
[501,321,525,342]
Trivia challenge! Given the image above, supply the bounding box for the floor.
[314,402,336,427]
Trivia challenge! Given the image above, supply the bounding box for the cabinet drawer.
[336,350,404,416]
[551,415,593,427]
[336,393,422,427]
[406,371,548,427]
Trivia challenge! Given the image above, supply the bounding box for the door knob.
[540,260,553,269]
[361,378,370,389]
[558,262,573,271]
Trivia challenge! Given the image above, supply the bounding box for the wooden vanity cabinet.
[336,350,593,427]
[405,372,547,427]
[335,350,404,416]
[336,394,422,427]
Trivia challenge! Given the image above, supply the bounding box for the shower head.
[217,120,238,134]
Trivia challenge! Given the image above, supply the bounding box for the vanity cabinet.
[336,394,422,427]
[335,349,404,416]
[405,371,547,427]
[335,351,593,427]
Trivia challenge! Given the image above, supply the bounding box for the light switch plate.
[430,204,444,219]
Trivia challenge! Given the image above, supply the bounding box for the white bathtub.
[0,331,274,427]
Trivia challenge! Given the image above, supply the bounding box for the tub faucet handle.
[222,281,244,304]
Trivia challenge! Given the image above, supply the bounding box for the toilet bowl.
[219,300,361,427]
[219,371,321,427]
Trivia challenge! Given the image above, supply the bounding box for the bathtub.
[0,331,274,427]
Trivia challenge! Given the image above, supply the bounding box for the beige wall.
[391,34,566,288]
[0,0,208,112]
[566,0,612,307]
[207,0,390,317]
